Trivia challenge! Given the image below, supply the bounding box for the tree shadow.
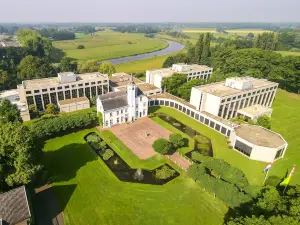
[43,143,98,184]
[183,137,189,147]
[33,184,77,225]
[50,47,66,63]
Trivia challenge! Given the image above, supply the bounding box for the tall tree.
[0,123,41,190]
[162,73,187,96]
[201,33,212,65]
[17,55,55,80]
[194,34,205,64]
[178,78,206,100]
[59,57,74,72]
[77,60,98,73]
[186,41,195,63]
[0,98,21,124]
[99,62,116,76]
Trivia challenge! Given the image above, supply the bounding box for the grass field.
[276,51,300,56]
[54,30,169,61]
[74,33,89,39]
[267,89,300,185]
[43,128,227,225]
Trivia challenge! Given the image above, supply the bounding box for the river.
[104,39,185,64]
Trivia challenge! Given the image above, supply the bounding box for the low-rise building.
[146,63,213,88]
[190,77,278,120]
[0,89,30,121]
[18,72,109,111]
[229,124,287,162]
[0,186,31,225]
[237,104,273,121]
[97,75,148,128]
[58,96,90,113]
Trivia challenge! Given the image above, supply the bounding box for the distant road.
[104,39,185,65]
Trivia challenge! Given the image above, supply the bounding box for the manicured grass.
[268,89,300,185]
[43,128,227,225]
[54,30,168,61]
[276,51,300,56]
[149,107,266,186]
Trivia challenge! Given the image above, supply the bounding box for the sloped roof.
[99,91,126,100]
[102,96,128,111]
[0,186,31,225]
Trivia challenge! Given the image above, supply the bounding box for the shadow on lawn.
[34,184,77,225]
[44,143,98,184]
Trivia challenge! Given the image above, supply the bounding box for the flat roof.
[59,96,89,105]
[149,93,196,110]
[22,72,108,89]
[235,124,286,148]
[117,83,160,92]
[238,104,273,117]
[181,64,213,71]
[146,68,174,77]
[195,77,277,97]
[109,73,143,87]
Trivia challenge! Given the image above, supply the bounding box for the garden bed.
[84,132,179,185]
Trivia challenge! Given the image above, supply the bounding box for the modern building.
[190,77,278,120]
[146,63,213,88]
[110,72,162,96]
[58,96,90,113]
[0,89,30,121]
[17,72,109,111]
[97,75,148,128]
[0,186,31,225]
[237,104,273,122]
[229,124,287,162]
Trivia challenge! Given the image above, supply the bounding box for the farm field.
[43,128,227,225]
[54,31,169,61]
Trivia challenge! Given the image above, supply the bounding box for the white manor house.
[0,63,287,163]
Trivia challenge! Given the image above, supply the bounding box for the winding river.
[105,39,185,64]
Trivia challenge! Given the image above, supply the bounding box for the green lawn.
[268,89,300,185]
[149,107,266,186]
[54,30,168,61]
[43,128,227,225]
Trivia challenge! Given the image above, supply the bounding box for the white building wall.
[190,88,203,110]
[202,94,221,116]
[250,144,278,162]
[153,75,162,88]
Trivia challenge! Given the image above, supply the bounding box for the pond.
[84,132,179,185]
[154,113,213,157]
[104,39,184,64]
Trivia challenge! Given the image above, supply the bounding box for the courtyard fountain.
[114,158,119,165]
[133,169,144,181]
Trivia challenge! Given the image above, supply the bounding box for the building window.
[238,95,241,99]
[125,109,128,113]
[65,85,69,89]
[204,118,209,125]
[91,82,95,85]
[215,124,221,131]
[26,91,31,94]
[227,98,231,101]
[98,81,101,84]
[34,90,40,93]
[143,109,146,115]
[50,88,55,91]
[42,89,47,92]
[110,119,113,125]
[58,87,62,90]
[110,112,112,116]
[221,99,225,103]
[78,84,83,87]
[117,111,119,115]
[117,118,119,123]
[85,83,89,86]
[232,97,236,100]
[105,121,108,127]
[275,148,285,159]
[140,97,142,101]
[234,140,252,157]
[72,85,76,88]
[121,110,123,114]
[243,94,246,97]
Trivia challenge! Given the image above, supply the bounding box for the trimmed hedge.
[29,110,97,139]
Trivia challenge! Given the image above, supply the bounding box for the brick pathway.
[165,153,192,171]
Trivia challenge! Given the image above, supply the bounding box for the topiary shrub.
[102,149,114,161]
[77,44,85,49]
[155,165,176,180]
[152,138,172,154]
[169,133,184,149]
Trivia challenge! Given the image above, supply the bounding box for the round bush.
[155,165,176,180]
[77,45,85,49]
[152,138,172,154]
[102,149,114,161]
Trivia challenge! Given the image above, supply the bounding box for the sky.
[1,0,300,23]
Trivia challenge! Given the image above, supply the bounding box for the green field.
[54,31,169,61]
[267,89,300,185]
[43,128,227,225]
[74,33,89,39]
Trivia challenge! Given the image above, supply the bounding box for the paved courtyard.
[109,117,171,159]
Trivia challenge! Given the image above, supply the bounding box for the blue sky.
[1,0,300,23]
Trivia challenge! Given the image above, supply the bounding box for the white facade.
[190,77,278,120]
[146,63,213,88]
[229,125,287,162]
[58,97,90,113]
[97,78,148,128]
[18,72,109,111]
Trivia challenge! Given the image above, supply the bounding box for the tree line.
[113,25,161,34]
[38,28,76,41]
